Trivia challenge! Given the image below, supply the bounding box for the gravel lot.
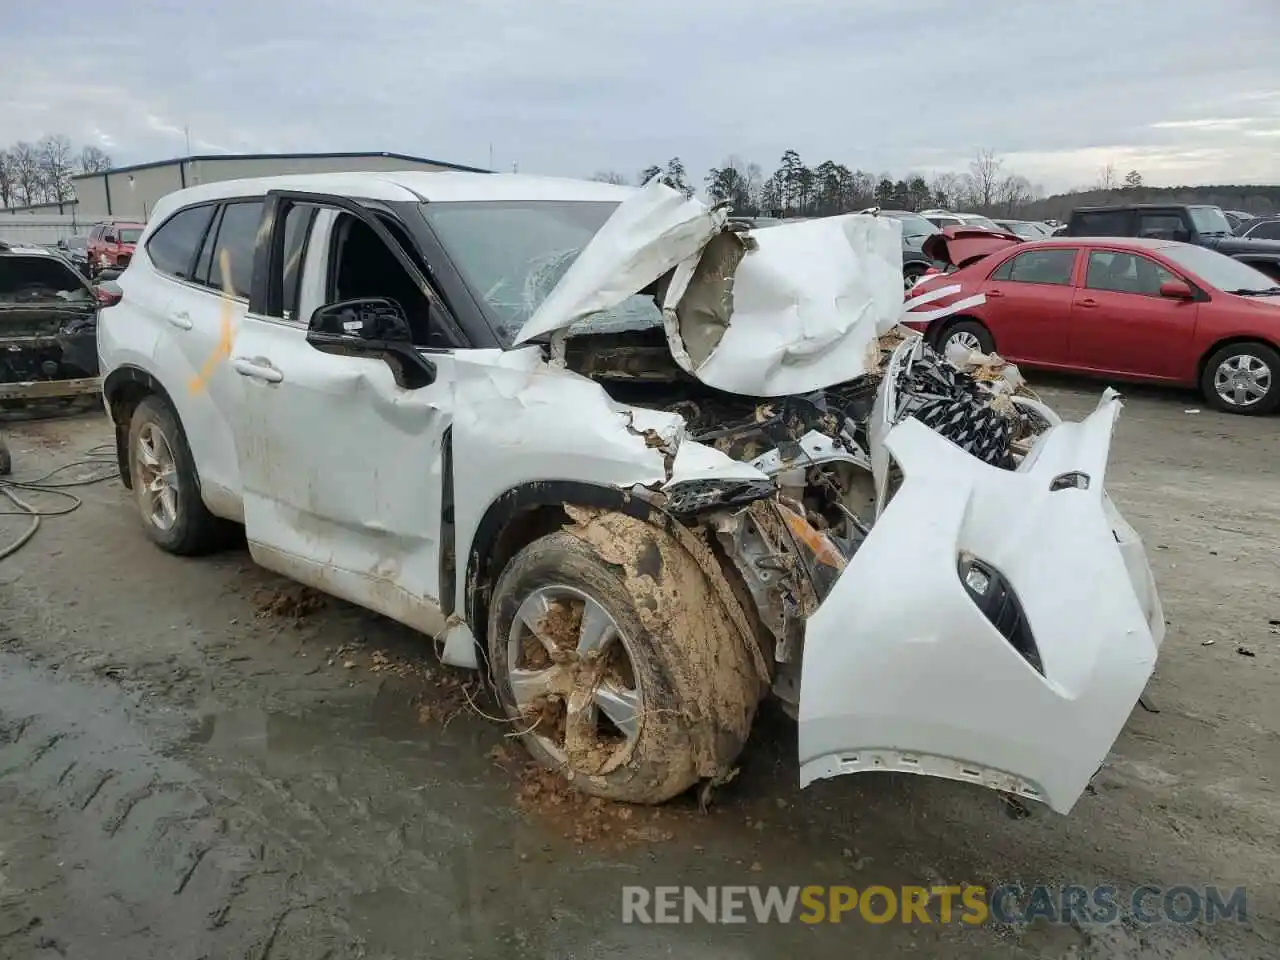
[1,379,1277,959]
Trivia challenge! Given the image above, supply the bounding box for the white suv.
[98,172,1164,812]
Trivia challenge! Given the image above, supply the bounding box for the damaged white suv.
[99,173,1165,813]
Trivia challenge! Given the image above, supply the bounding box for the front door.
[1069,249,1196,380]
[231,195,463,636]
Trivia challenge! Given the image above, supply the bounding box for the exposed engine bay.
[561,320,1059,716]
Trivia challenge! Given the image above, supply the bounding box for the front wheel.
[1200,342,1280,415]
[487,513,762,804]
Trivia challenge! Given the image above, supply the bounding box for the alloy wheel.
[504,585,642,771]
[136,422,179,531]
[1213,353,1272,408]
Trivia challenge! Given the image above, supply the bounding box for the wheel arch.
[461,481,660,663]
[102,365,180,490]
[1196,335,1280,385]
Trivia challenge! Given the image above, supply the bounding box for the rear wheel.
[487,515,761,804]
[127,395,230,554]
[938,318,995,357]
[1200,342,1280,415]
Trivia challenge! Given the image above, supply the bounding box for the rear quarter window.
[146,205,217,281]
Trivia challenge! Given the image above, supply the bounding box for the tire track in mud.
[0,651,354,959]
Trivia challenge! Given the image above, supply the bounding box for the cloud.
[1,0,1276,191]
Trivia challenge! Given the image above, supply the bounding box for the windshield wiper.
[1228,286,1280,296]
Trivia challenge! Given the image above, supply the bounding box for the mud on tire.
[127,395,230,555]
[487,510,763,804]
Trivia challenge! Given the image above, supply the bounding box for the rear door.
[230,192,463,635]
[1069,248,1196,380]
[979,247,1079,364]
[141,200,256,516]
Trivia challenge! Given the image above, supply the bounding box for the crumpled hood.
[514,180,906,397]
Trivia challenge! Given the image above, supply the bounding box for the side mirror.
[309,297,412,342]
[306,297,436,389]
[1159,279,1194,300]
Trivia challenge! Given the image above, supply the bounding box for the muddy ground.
[0,379,1277,959]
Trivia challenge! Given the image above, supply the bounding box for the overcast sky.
[3,0,1277,193]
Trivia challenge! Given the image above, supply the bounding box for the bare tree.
[0,150,15,208]
[996,174,1034,215]
[38,134,75,202]
[1097,163,1118,191]
[590,170,628,185]
[79,145,113,173]
[9,142,42,206]
[968,148,1003,210]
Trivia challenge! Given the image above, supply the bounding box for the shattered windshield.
[420,200,663,347]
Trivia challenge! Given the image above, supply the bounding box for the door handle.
[232,357,284,383]
[167,310,193,330]
[986,289,1004,298]
[1078,298,1098,308]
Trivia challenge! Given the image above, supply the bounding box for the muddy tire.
[938,318,994,356]
[1199,341,1280,415]
[127,395,228,555]
[487,513,762,804]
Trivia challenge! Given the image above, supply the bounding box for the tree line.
[595,150,1278,222]
[0,137,113,209]
[593,148,1044,218]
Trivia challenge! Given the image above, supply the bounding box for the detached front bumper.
[797,394,1163,814]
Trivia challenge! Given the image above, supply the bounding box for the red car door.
[979,247,1079,364]
[1069,249,1198,380]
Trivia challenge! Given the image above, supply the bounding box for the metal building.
[69,151,490,221]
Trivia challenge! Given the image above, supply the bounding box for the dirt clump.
[514,761,676,847]
[253,586,326,624]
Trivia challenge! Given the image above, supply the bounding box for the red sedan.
[902,235,1280,414]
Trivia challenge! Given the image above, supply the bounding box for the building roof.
[147,171,635,223]
[71,150,490,180]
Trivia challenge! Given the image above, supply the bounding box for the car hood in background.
[1207,236,1280,257]
[514,180,906,397]
[921,226,1023,269]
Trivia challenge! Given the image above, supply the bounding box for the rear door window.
[990,249,1077,285]
[1085,251,1176,296]
[147,205,216,281]
[206,200,265,299]
[1246,220,1280,241]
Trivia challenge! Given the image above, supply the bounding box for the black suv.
[1065,204,1280,281]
